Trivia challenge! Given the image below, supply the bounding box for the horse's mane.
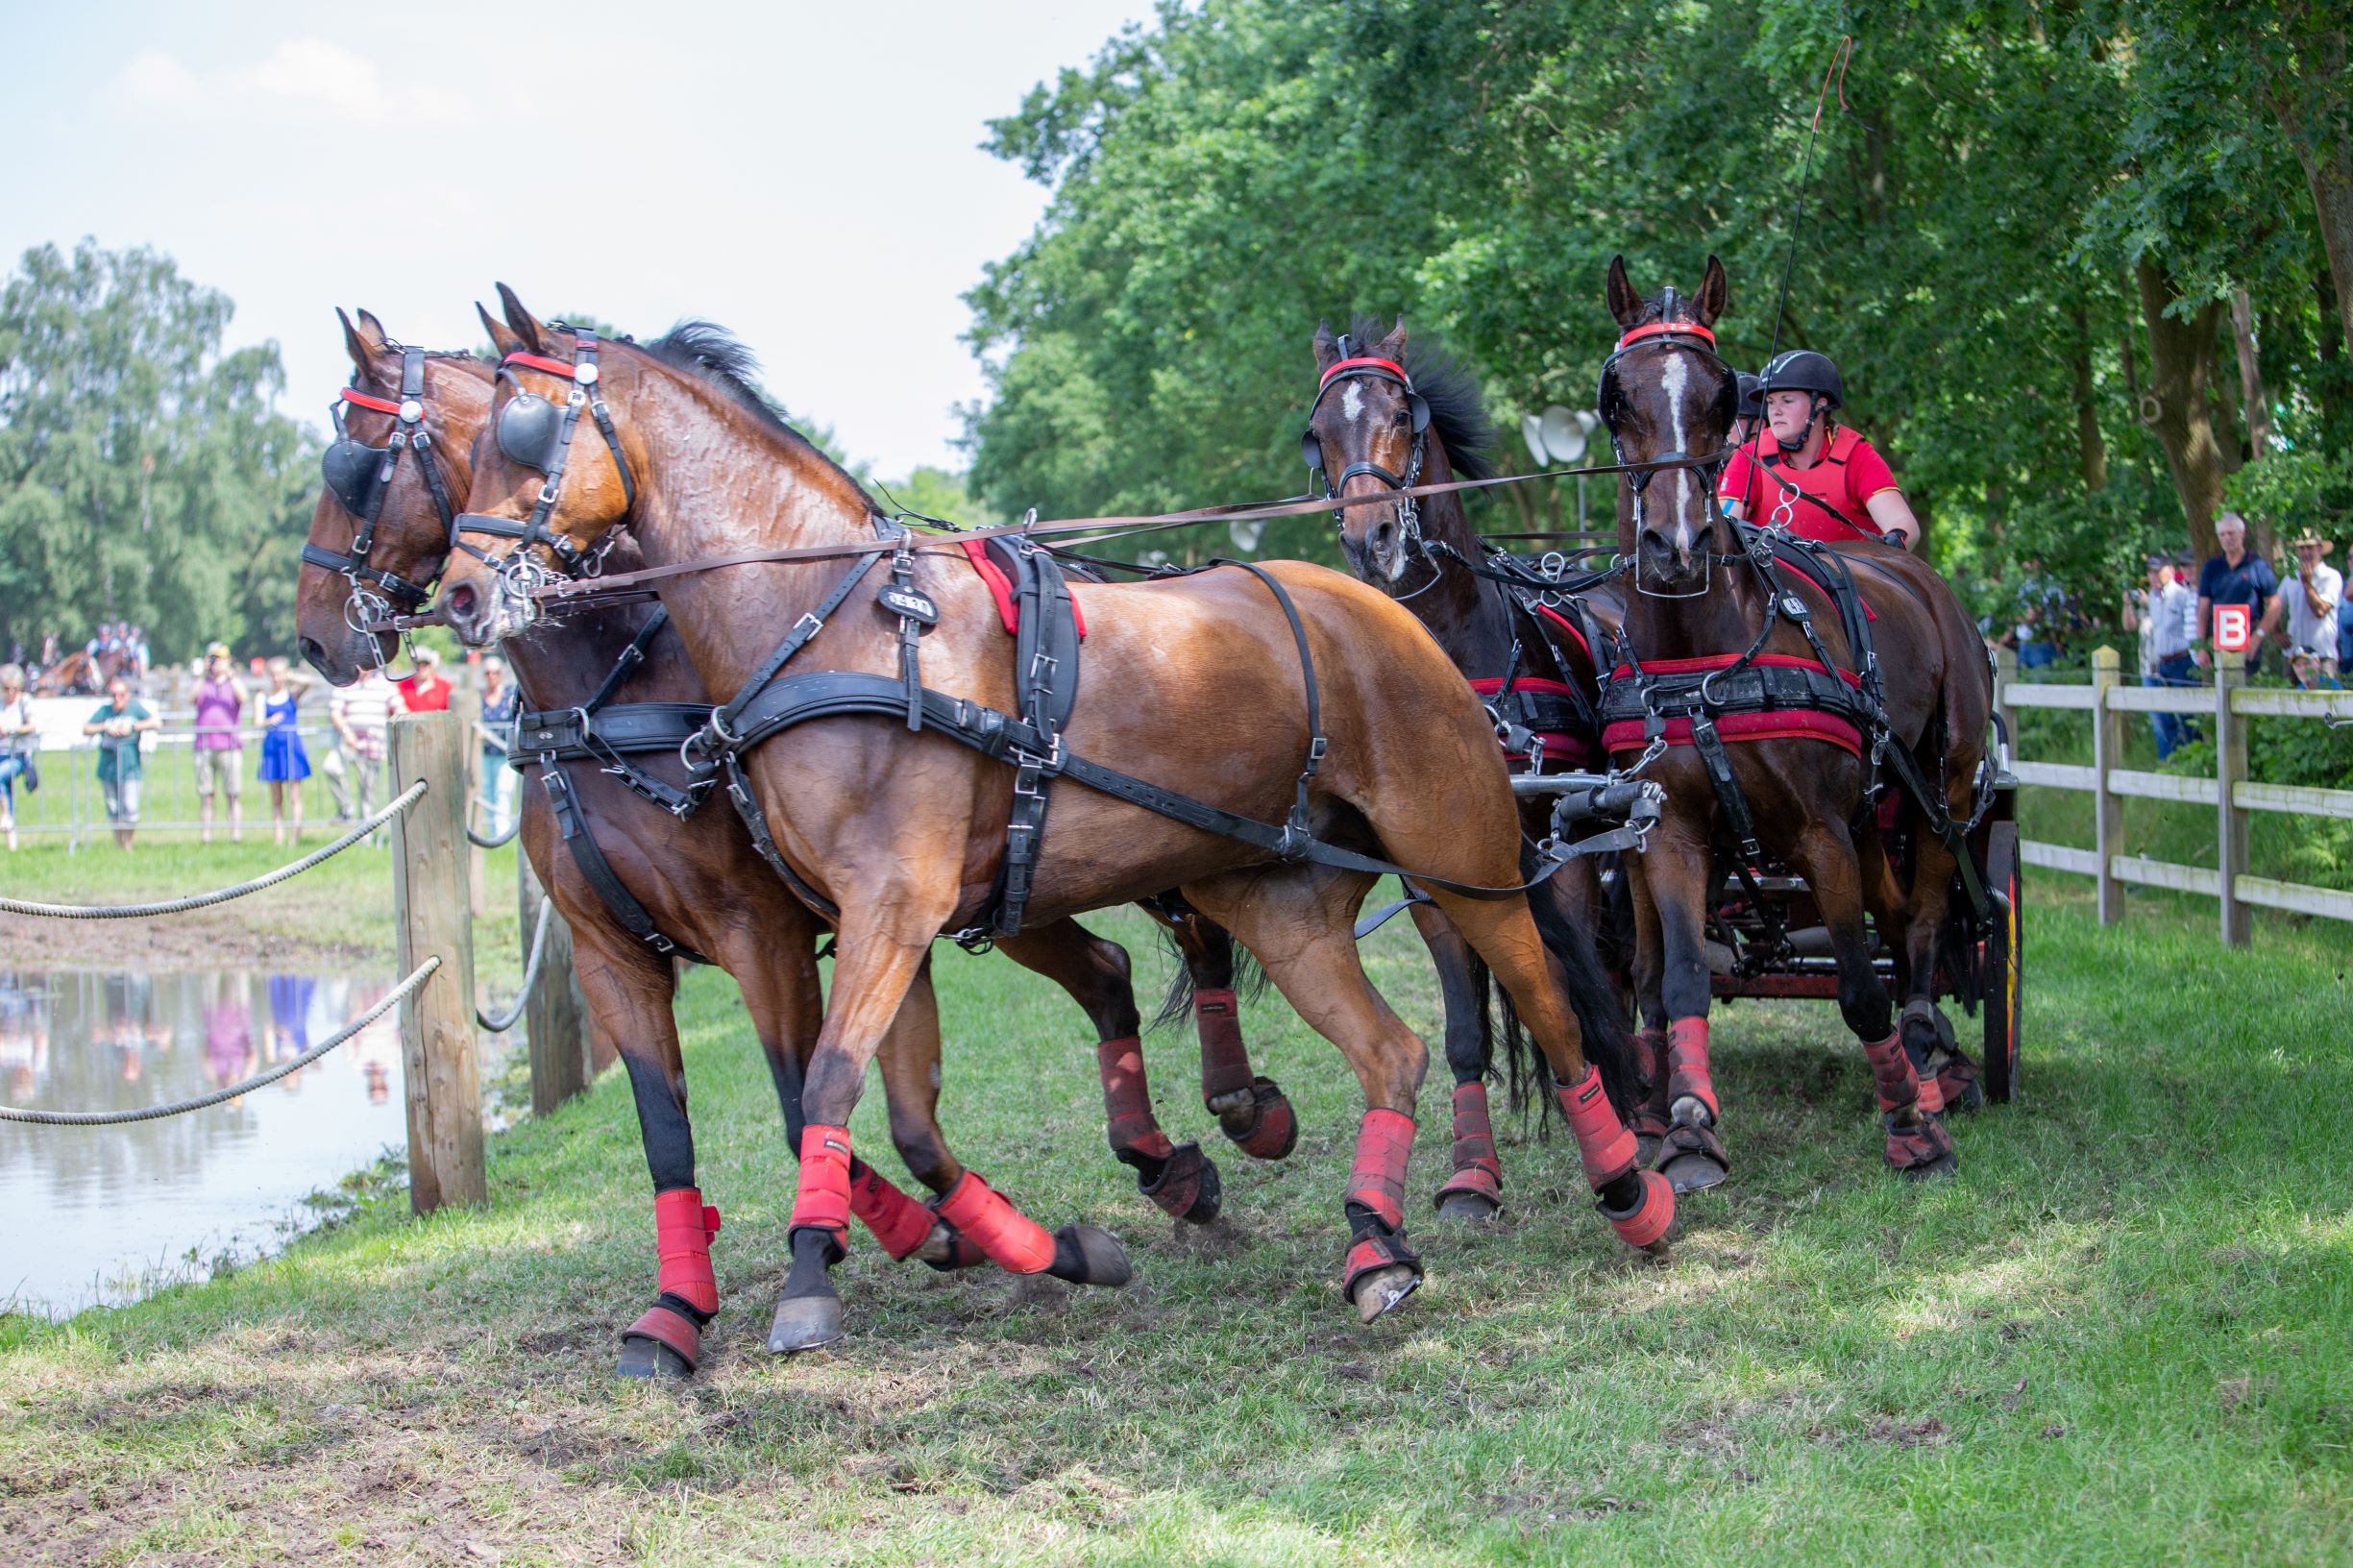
[636,320,880,512]
[1347,315,1497,482]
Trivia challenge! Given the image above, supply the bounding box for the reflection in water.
[0,967,422,1315]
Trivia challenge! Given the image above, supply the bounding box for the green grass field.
[3,880,2349,1564]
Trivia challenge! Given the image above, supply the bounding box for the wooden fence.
[1996,646,2353,944]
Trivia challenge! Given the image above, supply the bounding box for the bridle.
[306,345,454,623]
[450,326,641,603]
[1302,337,1433,559]
[1595,299,1738,598]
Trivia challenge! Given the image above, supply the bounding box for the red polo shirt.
[398,672,453,713]
[1718,426,1900,544]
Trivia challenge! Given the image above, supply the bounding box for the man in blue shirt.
[2195,512,2279,675]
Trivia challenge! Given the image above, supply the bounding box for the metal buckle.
[791,611,824,644]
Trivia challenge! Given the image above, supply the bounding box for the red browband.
[1320,355,1411,389]
[340,388,404,416]
[1614,320,1718,351]
[502,351,579,379]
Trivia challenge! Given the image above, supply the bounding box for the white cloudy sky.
[0,1,1153,477]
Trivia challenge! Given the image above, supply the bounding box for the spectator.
[0,663,36,852]
[191,642,247,845]
[83,675,159,851]
[2122,552,2198,758]
[2011,559,2066,670]
[2196,511,2279,674]
[2266,532,2341,683]
[257,657,314,847]
[476,655,520,838]
[397,647,453,713]
[322,669,405,828]
[2341,536,2353,673]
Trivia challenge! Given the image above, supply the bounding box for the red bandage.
[1862,1032,1921,1114]
[790,1124,854,1238]
[1348,1109,1415,1231]
[1095,1037,1177,1161]
[1450,1083,1501,1186]
[848,1160,936,1261]
[933,1171,1056,1275]
[651,1187,721,1315]
[1605,1169,1676,1248]
[1556,1066,1639,1188]
[1667,1017,1720,1122]
[1194,989,1251,1104]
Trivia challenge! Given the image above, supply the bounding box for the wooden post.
[520,844,590,1115]
[2214,649,2251,946]
[1994,646,2019,763]
[388,710,486,1214]
[2091,646,2126,925]
[457,683,486,919]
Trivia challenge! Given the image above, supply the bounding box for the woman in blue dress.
[257,657,313,845]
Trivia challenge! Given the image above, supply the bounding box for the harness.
[451,328,640,586]
[1302,338,1432,551]
[307,346,454,613]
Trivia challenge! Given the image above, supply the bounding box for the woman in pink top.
[192,642,247,845]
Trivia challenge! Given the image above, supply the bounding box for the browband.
[502,351,583,380]
[1320,355,1411,389]
[1615,320,1718,351]
[340,388,404,416]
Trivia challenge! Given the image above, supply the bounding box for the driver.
[1718,348,1920,551]
[1730,371,1763,449]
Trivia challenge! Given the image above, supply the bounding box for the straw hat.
[2287,532,2334,554]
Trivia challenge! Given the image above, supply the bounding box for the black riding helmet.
[1758,348,1843,407]
[1735,372,1764,422]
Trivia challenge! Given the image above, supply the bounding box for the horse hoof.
[1435,1190,1501,1223]
[1046,1223,1133,1287]
[1941,1074,1986,1115]
[767,1294,846,1354]
[1220,1077,1299,1162]
[616,1336,695,1381]
[1140,1142,1222,1225]
[1670,1094,1716,1129]
[1899,1150,1960,1181]
[1349,1263,1421,1324]
[1634,1132,1666,1167]
[1660,1151,1728,1194]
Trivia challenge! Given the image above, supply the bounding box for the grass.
[2,882,2350,1563]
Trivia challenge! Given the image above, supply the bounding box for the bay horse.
[296,311,1296,1374]
[33,649,122,697]
[1303,322,1723,1199]
[433,289,1675,1339]
[1595,256,1993,1176]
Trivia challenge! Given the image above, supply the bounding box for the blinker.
[1301,429,1324,475]
[321,439,383,519]
[498,392,564,472]
[1408,394,1431,434]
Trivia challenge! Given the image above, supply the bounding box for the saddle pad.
[1602,708,1863,759]
[963,538,1088,638]
[1532,602,1595,662]
[1778,556,1875,621]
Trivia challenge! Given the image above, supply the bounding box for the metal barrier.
[1997,646,2353,943]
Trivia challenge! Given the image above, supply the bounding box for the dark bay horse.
[296,312,1290,1375]
[434,290,1675,1339]
[1597,257,1993,1176]
[1303,322,1723,1199]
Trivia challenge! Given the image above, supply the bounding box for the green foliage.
[0,240,319,666]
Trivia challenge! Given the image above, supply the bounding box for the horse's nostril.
[442,582,478,622]
[297,637,324,671]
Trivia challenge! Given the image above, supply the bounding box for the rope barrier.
[0,781,428,919]
[0,957,440,1125]
[467,804,522,849]
[477,896,554,1034]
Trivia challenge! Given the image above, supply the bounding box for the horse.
[432,287,1676,1339]
[295,310,1296,1374]
[1594,255,1993,1177]
[1302,321,1720,1198]
[33,649,120,697]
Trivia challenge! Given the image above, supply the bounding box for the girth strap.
[539,762,711,965]
[993,544,1084,937]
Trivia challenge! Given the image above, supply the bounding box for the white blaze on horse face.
[1341,381,1363,423]
[1660,354,1692,553]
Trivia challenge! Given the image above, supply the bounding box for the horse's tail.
[1470,946,1550,1127]
[1150,923,1268,1033]
[1528,884,1641,1124]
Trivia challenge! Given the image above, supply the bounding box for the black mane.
[635,319,879,508]
[1348,315,1497,482]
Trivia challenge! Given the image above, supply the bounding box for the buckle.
[792,611,824,644]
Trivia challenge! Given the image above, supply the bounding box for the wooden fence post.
[2214,649,2251,946]
[2091,646,2126,925]
[457,683,486,919]
[388,710,486,1214]
[519,845,591,1115]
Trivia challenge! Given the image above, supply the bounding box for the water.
[0,968,415,1314]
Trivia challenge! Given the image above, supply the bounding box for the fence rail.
[1998,646,2353,941]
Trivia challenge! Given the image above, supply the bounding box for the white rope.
[477,896,555,1033]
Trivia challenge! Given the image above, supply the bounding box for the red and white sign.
[2215,603,2253,652]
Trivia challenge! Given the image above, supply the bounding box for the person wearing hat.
[2264,531,2341,681]
[395,646,453,713]
[1718,348,1921,551]
[191,641,248,845]
[2122,551,2199,757]
[1730,371,1764,450]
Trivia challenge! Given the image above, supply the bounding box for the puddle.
[0,968,455,1314]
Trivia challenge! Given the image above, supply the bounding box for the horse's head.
[1308,320,1441,588]
[296,309,491,684]
[1598,255,1737,594]
[438,285,648,648]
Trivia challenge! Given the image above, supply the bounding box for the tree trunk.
[2228,288,2273,459]
[2267,24,2353,356]
[2071,300,2108,491]
[2134,256,2229,563]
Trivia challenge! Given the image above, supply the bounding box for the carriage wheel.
[1980,821,2022,1104]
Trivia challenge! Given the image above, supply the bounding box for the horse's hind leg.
[1406,901,1506,1222]
[1179,867,1432,1323]
[997,917,1222,1224]
[1158,898,1297,1162]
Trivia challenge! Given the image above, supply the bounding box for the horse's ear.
[338,307,384,373]
[478,302,525,358]
[1312,321,1340,371]
[1605,256,1643,330]
[1697,256,1728,329]
[1377,319,1409,360]
[496,282,547,355]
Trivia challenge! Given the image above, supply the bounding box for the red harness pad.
[1603,653,1865,758]
[1778,557,1875,621]
[961,539,1088,638]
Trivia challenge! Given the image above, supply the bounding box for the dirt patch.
[0,906,381,971]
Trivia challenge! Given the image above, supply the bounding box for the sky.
[0,0,1155,478]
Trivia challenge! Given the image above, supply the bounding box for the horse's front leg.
[1406,900,1506,1222]
[1635,808,1735,1192]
